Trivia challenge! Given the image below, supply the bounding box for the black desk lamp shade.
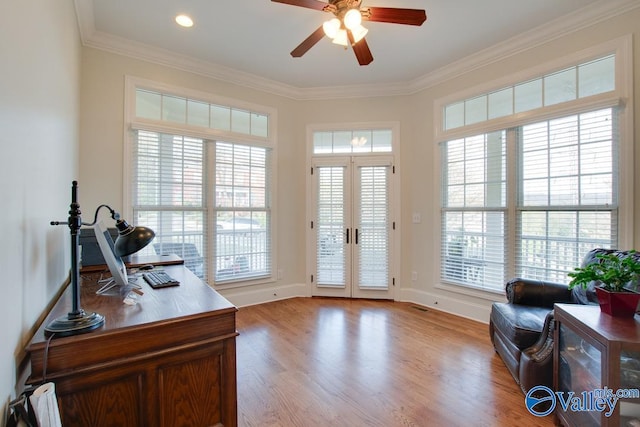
[45,181,155,337]
[113,218,155,258]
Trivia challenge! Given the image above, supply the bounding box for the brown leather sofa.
[488,248,630,394]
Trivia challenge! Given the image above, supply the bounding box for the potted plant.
[568,250,640,317]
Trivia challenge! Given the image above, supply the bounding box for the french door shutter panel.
[316,165,347,287]
[356,164,390,289]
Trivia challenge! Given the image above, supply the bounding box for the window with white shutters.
[214,142,271,282]
[133,131,208,278]
[126,78,275,286]
[440,131,506,291]
[437,44,630,293]
[516,108,617,282]
[440,108,618,291]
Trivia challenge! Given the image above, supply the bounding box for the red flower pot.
[595,287,640,317]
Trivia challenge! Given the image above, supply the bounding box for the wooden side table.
[554,304,640,427]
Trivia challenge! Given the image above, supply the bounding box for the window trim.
[433,35,634,296]
[123,76,278,289]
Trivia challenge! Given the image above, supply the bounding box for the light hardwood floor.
[235,297,555,427]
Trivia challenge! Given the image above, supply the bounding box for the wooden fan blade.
[364,7,427,26]
[291,26,326,57]
[348,31,373,66]
[271,0,331,12]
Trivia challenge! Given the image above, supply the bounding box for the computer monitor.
[94,220,135,294]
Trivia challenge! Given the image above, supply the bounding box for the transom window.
[135,89,269,138]
[313,129,392,154]
[443,55,615,131]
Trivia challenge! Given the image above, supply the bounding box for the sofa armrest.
[519,311,556,392]
[506,278,572,308]
[524,311,556,361]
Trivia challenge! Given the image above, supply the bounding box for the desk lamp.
[45,181,155,337]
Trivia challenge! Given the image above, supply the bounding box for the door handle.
[346,228,350,244]
[355,228,359,244]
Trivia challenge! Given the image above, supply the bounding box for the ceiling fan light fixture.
[275,0,427,66]
[343,9,362,30]
[175,14,194,28]
[322,18,341,39]
[351,25,368,44]
[332,29,349,47]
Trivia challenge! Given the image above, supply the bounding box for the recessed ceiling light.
[175,14,193,28]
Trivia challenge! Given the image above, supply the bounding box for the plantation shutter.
[515,108,618,282]
[440,131,507,291]
[132,130,208,278]
[316,165,347,286]
[356,163,390,288]
[213,142,272,282]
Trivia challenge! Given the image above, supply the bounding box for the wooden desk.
[27,265,238,427]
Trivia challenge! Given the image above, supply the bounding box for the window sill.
[211,275,276,291]
[435,280,505,301]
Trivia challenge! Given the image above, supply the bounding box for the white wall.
[0,0,81,422]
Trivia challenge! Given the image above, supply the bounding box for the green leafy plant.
[568,250,640,292]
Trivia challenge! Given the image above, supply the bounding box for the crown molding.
[80,30,306,99]
[74,0,639,100]
[406,0,640,94]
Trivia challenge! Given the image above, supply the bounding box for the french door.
[310,156,394,299]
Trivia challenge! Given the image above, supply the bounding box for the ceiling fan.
[271,0,427,66]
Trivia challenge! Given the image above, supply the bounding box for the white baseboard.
[218,282,308,308]
[397,288,492,324]
[217,282,492,324]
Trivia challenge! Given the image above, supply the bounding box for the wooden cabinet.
[554,304,640,427]
[27,264,238,427]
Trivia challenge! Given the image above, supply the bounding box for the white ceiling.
[75,0,634,99]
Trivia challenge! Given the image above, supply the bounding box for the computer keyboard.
[142,271,180,288]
